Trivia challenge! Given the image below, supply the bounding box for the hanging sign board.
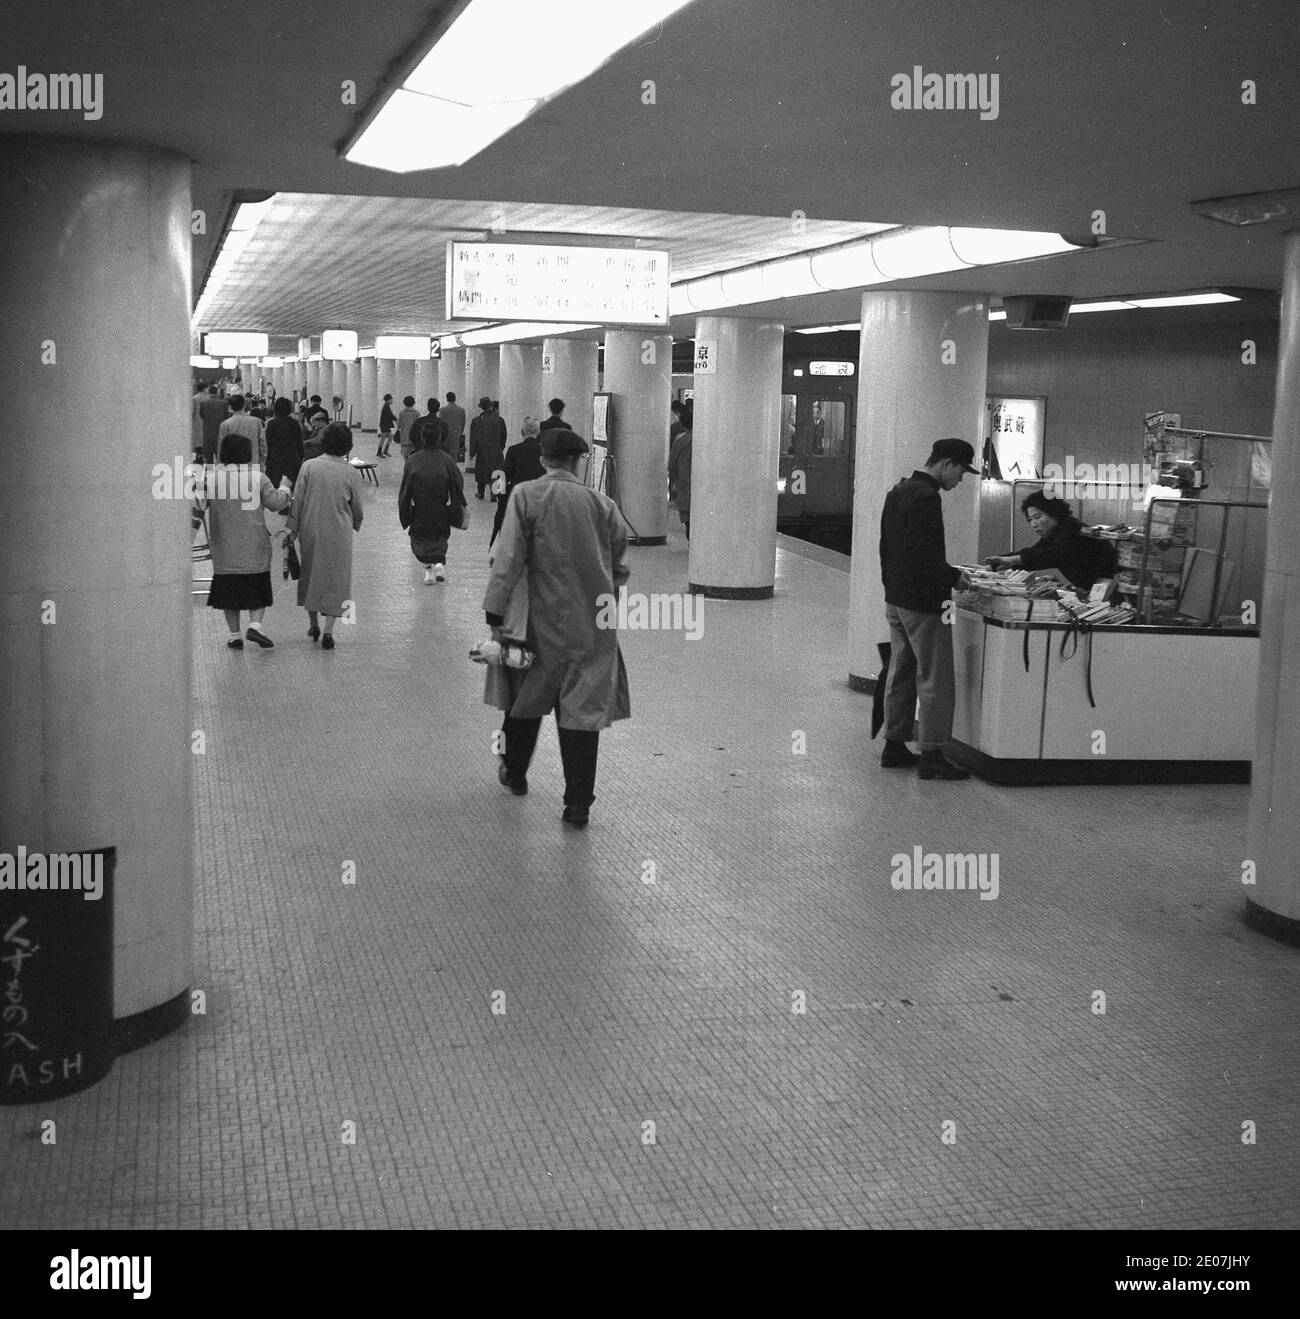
[446,242,669,325]
[984,395,1045,479]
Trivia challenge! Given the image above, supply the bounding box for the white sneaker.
[423,566,435,585]
[434,564,447,582]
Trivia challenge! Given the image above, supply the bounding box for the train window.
[781,394,798,455]
[809,398,847,458]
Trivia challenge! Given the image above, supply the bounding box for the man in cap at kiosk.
[878,437,976,780]
[483,427,631,827]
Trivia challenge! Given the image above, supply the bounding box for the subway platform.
[2,473,1297,1231]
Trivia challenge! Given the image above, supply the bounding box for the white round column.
[440,348,467,410]
[846,289,989,688]
[543,338,599,444]
[603,330,671,545]
[499,343,543,442]
[360,357,378,431]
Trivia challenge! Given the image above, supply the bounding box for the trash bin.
[1,845,115,1103]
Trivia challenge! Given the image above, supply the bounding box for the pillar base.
[115,987,191,1055]
[630,535,667,547]
[848,673,877,694]
[688,582,773,599]
[1243,898,1300,948]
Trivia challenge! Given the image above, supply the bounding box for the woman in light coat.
[286,423,364,650]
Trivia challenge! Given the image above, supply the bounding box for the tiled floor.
[3,466,1298,1229]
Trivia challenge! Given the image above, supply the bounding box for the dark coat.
[1018,515,1117,589]
[879,470,962,615]
[490,437,547,544]
[263,415,304,490]
[470,412,508,483]
[539,414,568,432]
[668,429,692,512]
[398,447,464,563]
[379,402,397,433]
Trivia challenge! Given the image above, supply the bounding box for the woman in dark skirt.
[398,419,465,584]
[202,432,292,649]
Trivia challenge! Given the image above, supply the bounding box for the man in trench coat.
[482,428,631,827]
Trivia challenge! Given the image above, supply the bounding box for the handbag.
[449,499,469,531]
[285,540,301,580]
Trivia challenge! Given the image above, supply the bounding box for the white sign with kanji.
[693,340,717,375]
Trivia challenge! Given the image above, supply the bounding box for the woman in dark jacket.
[987,491,1117,590]
[399,420,466,584]
[264,397,305,490]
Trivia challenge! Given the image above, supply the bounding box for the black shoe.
[245,626,274,649]
[226,637,244,650]
[880,740,919,768]
[498,762,528,796]
[917,753,971,781]
[562,804,590,827]
[321,633,335,650]
[307,626,320,642]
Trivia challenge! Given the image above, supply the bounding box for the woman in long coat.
[469,400,507,500]
[286,423,364,649]
[398,423,465,584]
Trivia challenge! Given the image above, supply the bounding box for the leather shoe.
[917,753,971,781]
[498,762,528,796]
[562,804,590,827]
[880,740,919,768]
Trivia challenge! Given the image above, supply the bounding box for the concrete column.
[846,290,989,688]
[422,357,440,407]
[465,346,500,411]
[343,361,359,426]
[499,343,543,444]
[688,317,784,594]
[377,359,397,416]
[1246,229,1300,943]
[306,358,321,401]
[360,357,378,431]
[441,348,467,412]
[543,338,599,445]
[0,136,193,1044]
[410,359,427,412]
[603,331,670,545]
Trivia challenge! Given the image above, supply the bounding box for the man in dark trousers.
[197,385,228,463]
[419,397,450,460]
[438,391,467,463]
[878,437,976,780]
[468,396,508,499]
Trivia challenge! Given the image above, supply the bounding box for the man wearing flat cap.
[878,437,976,780]
[483,428,631,827]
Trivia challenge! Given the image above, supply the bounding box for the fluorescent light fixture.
[374,334,433,360]
[221,357,238,368]
[344,0,697,172]
[439,321,598,349]
[260,356,285,368]
[1068,300,1137,313]
[988,310,1007,321]
[794,323,861,334]
[1127,292,1239,308]
[322,329,358,359]
[190,355,219,368]
[204,331,269,357]
[308,354,323,363]
[358,347,377,359]
[870,227,965,280]
[948,228,1080,265]
[283,356,299,364]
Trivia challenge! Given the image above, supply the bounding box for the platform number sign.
[693,340,717,375]
[541,351,555,375]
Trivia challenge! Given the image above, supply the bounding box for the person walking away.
[668,415,692,540]
[483,428,631,827]
[438,391,467,464]
[399,422,465,584]
[198,385,228,463]
[378,393,397,457]
[418,397,450,460]
[218,394,265,467]
[878,437,976,779]
[200,432,291,649]
[264,397,305,579]
[396,395,421,460]
[491,417,545,546]
[469,396,507,500]
[539,397,569,433]
[287,423,364,650]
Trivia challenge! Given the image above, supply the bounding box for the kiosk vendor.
[985,491,1117,590]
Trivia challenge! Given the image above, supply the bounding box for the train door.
[778,381,855,520]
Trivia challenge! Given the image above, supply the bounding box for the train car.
[671,330,859,548]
